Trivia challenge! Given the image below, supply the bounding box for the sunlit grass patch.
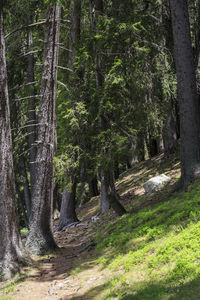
[93,181,200,299]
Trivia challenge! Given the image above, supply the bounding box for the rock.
[91,215,99,222]
[57,282,64,289]
[143,174,171,194]
[48,287,53,295]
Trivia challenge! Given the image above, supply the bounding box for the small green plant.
[20,228,28,236]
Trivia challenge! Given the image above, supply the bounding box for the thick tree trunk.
[170,0,200,188]
[0,6,27,280]
[26,5,61,254]
[55,181,79,232]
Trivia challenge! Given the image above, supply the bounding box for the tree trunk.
[163,98,178,157]
[102,170,126,216]
[156,126,164,154]
[55,181,79,232]
[26,21,37,203]
[89,176,99,198]
[91,0,126,215]
[68,0,81,67]
[56,0,82,228]
[53,183,60,219]
[0,5,27,280]
[100,170,110,214]
[26,5,61,254]
[170,0,200,188]
[22,165,32,221]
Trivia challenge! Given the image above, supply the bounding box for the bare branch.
[9,81,39,91]
[13,94,42,102]
[58,65,73,72]
[57,81,69,90]
[5,20,46,39]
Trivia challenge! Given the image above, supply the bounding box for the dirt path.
[1,154,181,300]
[9,221,96,300]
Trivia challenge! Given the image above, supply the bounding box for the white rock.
[91,215,100,222]
[143,174,171,194]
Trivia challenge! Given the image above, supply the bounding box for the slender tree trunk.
[26,5,61,254]
[56,0,81,229]
[0,5,27,280]
[55,180,79,232]
[102,170,126,216]
[170,0,200,188]
[22,165,32,220]
[91,0,126,215]
[68,0,81,67]
[53,183,60,219]
[100,170,110,214]
[163,98,178,157]
[156,126,164,154]
[27,23,37,205]
[88,176,99,197]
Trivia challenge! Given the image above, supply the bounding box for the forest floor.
[2,153,200,300]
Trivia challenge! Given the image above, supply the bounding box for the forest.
[1,0,200,299]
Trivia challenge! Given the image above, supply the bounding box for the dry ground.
[0,153,181,300]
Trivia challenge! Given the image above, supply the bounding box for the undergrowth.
[92,180,200,299]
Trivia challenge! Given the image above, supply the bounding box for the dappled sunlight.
[3,154,199,300]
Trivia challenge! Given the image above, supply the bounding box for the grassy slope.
[72,154,200,299]
[2,154,200,300]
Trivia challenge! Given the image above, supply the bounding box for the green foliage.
[93,181,200,298]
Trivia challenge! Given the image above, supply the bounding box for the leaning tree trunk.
[26,4,61,254]
[55,180,79,232]
[0,5,27,280]
[170,0,200,188]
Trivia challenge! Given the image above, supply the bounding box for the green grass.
[0,271,26,300]
[20,227,28,236]
[92,180,200,299]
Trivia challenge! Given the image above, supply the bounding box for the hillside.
[2,153,200,299]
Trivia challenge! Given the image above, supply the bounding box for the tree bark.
[88,176,99,198]
[56,0,82,229]
[91,0,126,215]
[163,98,178,157]
[101,170,126,216]
[68,0,81,67]
[0,5,27,280]
[100,170,110,214]
[55,180,79,232]
[26,5,61,254]
[26,21,37,205]
[170,0,200,188]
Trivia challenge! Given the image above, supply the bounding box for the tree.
[26,4,61,254]
[170,0,200,188]
[0,2,27,280]
[55,0,81,232]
